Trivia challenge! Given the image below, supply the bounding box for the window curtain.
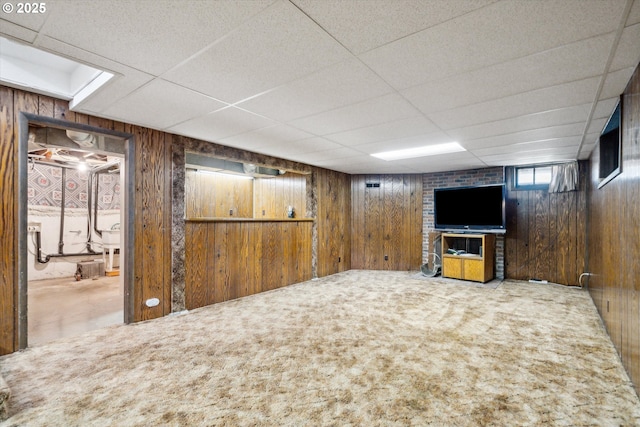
[549,161,578,193]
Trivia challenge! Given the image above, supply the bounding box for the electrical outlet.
[27,222,41,232]
[384,255,388,261]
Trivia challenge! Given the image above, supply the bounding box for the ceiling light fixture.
[198,170,254,180]
[371,142,466,161]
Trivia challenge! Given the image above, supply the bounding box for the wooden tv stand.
[441,233,495,283]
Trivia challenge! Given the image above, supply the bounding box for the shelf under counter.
[186,217,315,223]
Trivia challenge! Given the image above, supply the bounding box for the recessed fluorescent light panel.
[371,142,466,161]
[0,36,113,106]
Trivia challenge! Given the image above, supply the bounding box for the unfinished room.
[1,0,639,425]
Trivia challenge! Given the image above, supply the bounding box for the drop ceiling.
[1,0,639,174]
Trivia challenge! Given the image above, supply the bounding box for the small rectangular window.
[517,168,534,186]
[515,165,552,189]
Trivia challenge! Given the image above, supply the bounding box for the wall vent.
[365,182,380,188]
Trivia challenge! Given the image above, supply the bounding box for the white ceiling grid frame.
[575,0,637,158]
[288,92,425,136]
[401,33,616,116]
[35,0,277,76]
[168,106,276,142]
[354,131,454,156]
[290,0,498,55]
[218,124,316,153]
[461,123,586,151]
[325,115,441,147]
[356,0,627,91]
[1,0,638,174]
[235,58,395,122]
[427,77,602,131]
[162,0,353,104]
[101,79,228,130]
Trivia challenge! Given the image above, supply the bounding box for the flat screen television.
[434,184,506,234]
[598,99,621,189]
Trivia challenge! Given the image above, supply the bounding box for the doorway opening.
[18,115,134,348]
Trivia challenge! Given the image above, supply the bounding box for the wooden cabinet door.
[443,257,463,279]
[463,258,485,282]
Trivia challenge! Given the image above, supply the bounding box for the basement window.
[514,165,552,189]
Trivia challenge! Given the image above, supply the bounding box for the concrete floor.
[28,275,123,347]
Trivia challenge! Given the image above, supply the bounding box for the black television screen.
[598,100,621,189]
[434,184,506,233]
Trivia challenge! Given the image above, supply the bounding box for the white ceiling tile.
[356,132,453,155]
[0,5,49,31]
[236,58,393,121]
[391,151,484,172]
[3,1,636,174]
[473,145,580,162]
[611,23,640,71]
[37,0,275,76]
[0,20,38,43]
[312,155,400,173]
[168,107,275,142]
[446,103,593,142]
[601,66,637,100]
[626,0,640,25]
[102,79,227,130]
[300,147,364,162]
[360,0,626,90]
[253,138,345,161]
[587,118,609,135]
[288,93,420,135]
[428,77,600,130]
[71,72,154,114]
[345,163,421,174]
[163,1,351,104]
[471,136,582,157]
[461,123,585,150]
[326,116,440,146]
[480,146,579,164]
[219,124,314,150]
[291,0,496,54]
[283,148,366,166]
[592,98,621,121]
[579,141,598,159]
[403,33,614,114]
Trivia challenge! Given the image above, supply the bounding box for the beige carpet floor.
[1,270,639,426]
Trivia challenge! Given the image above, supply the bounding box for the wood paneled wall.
[0,87,16,354]
[504,163,587,286]
[185,169,253,218]
[587,64,640,396]
[253,174,306,219]
[0,86,173,354]
[317,168,351,277]
[185,220,312,309]
[351,174,422,270]
[128,124,172,321]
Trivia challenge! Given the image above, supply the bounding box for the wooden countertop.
[186,217,315,223]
